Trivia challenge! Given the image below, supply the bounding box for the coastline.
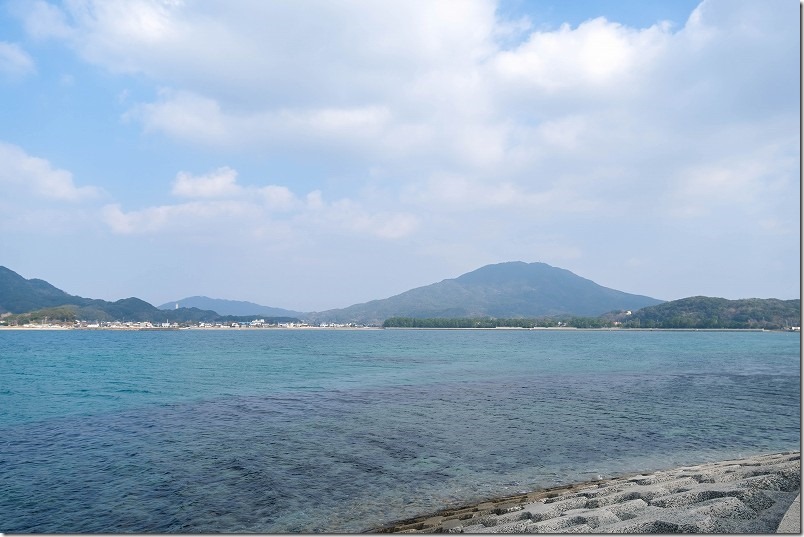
[0,325,381,331]
[0,325,781,332]
[382,326,773,332]
[370,451,801,533]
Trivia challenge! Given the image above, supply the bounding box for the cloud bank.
[4,0,799,308]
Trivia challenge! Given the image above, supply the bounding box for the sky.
[0,0,799,312]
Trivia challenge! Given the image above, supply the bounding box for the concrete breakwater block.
[776,493,800,534]
[372,451,800,534]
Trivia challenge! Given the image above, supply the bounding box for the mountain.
[309,261,664,324]
[0,266,92,313]
[0,266,230,323]
[158,296,303,318]
[617,296,801,329]
[8,263,794,329]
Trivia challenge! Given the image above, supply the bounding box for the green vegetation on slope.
[0,267,91,313]
[313,261,663,324]
[384,298,800,330]
[3,305,302,326]
[2,265,798,329]
[0,266,304,324]
[382,317,614,328]
[619,296,800,329]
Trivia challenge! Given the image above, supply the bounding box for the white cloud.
[12,0,75,40]
[19,1,499,166]
[371,213,420,239]
[20,0,495,101]
[259,186,297,212]
[407,173,528,209]
[102,194,420,241]
[169,168,300,213]
[172,167,241,199]
[0,142,99,201]
[127,89,396,154]
[0,142,104,236]
[126,89,231,146]
[101,199,257,234]
[292,106,392,135]
[101,203,166,234]
[0,42,35,77]
[97,0,790,178]
[4,0,798,303]
[404,172,601,217]
[98,0,796,280]
[533,115,590,152]
[491,17,670,94]
[309,198,420,239]
[306,190,325,211]
[104,166,419,241]
[15,0,797,163]
[666,142,799,220]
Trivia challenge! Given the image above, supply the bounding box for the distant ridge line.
[305,261,664,324]
[2,263,797,329]
[158,296,302,318]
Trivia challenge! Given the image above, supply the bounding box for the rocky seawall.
[374,451,800,534]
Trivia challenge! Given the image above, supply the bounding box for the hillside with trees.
[310,261,663,324]
[0,266,300,325]
[0,266,92,313]
[384,298,800,330]
[2,265,797,329]
[617,296,800,330]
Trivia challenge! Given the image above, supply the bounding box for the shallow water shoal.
[0,329,799,532]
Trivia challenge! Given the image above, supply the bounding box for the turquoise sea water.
[0,329,799,532]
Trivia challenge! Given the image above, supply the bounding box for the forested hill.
[3,265,797,329]
[309,261,663,324]
[0,266,300,324]
[616,296,800,329]
[0,266,90,313]
[384,297,801,330]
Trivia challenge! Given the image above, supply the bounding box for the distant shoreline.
[0,325,381,331]
[0,325,784,332]
[382,327,775,332]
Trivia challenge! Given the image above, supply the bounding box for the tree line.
[382,317,612,328]
[382,296,801,330]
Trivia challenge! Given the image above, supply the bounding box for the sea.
[0,328,800,533]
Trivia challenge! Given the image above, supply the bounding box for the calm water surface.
[0,329,799,532]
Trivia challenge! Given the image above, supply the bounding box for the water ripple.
[0,330,799,532]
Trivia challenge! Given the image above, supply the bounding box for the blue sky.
[0,0,799,311]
